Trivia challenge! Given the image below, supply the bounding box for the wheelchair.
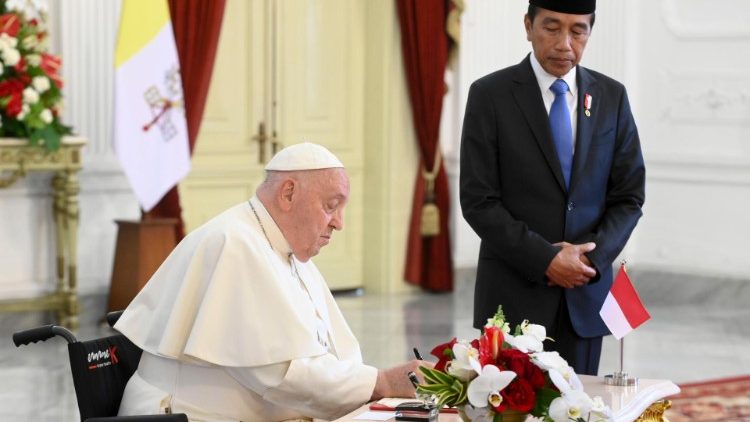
[13,311,187,422]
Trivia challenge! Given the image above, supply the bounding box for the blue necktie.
[549,79,573,189]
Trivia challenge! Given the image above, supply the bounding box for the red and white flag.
[599,265,651,339]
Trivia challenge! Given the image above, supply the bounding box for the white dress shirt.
[529,52,579,151]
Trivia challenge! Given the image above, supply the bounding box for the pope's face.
[288,168,349,262]
[525,8,592,77]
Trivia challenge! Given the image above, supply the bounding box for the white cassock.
[115,196,377,421]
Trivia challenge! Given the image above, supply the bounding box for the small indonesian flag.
[599,265,651,340]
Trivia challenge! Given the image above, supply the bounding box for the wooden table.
[336,375,679,422]
[0,136,87,329]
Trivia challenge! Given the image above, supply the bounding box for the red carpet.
[664,375,750,421]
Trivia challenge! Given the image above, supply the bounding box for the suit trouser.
[548,294,603,376]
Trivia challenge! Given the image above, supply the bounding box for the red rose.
[0,78,25,117]
[6,93,22,117]
[501,378,536,413]
[498,348,545,389]
[430,337,456,372]
[0,79,25,97]
[497,348,527,370]
[525,363,546,390]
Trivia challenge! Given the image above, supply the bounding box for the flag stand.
[604,337,638,386]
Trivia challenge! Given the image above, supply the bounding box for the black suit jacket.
[460,55,645,338]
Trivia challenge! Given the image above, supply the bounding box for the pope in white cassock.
[115,143,426,421]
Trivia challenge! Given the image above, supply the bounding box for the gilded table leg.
[635,400,672,422]
[63,170,80,330]
[52,173,67,324]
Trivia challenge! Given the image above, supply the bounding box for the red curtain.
[143,0,226,240]
[396,0,453,292]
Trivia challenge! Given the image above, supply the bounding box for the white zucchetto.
[265,142,344,171]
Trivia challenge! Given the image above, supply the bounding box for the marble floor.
[1,268,749,421]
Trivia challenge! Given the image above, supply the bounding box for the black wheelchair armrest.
[85,414,188,422]
[13,325,78,345]
[106,310,125,328]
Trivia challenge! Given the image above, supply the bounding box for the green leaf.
[29,125,61,152]
[432,370,458,385]
[530,387,561,417]
[454,379,468,404]
[419,366,455,385]
[419,368,445,385]
[416,384,445,394]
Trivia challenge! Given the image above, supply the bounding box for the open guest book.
[336,375,680,422]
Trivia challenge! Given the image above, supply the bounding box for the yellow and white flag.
[113,0,190,212]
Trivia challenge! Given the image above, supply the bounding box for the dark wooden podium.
[107,219,178,312]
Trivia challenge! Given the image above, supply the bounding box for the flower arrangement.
[0,0,71,151]
[417,307,613,422]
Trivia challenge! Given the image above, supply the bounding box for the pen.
[407,371,420,389]
[413,347,423,360]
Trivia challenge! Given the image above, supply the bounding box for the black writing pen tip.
[413,347,423,360]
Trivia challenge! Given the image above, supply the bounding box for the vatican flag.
[113,0,190,212]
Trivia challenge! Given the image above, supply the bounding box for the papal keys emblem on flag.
[141,66,184,142]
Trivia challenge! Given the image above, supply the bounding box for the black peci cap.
[529,0,596,15]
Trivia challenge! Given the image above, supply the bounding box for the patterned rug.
[664,375,750,421]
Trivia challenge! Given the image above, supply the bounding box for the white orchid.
[520,320,547,339]
[504,333,542,353]
[530,351,579,386]
[504,320,547,352]
[589,396,614,421]
[467,364,516,408]
[548,389,595,422]
[447,341,481,381]
[547,368,582,393]
[546,369,612,422]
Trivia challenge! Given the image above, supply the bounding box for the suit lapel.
[512,57,567,192]
[570,66,599,191]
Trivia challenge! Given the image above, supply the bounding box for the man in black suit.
[459,0,645,375]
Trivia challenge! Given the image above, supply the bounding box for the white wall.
[448,0,750,280]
